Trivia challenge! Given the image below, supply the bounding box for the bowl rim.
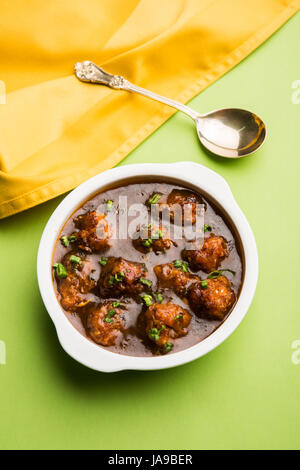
[37,161,258,372]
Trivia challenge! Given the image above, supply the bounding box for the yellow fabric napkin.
[0,0,299,219]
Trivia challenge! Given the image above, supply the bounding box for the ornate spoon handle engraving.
[74,61,130,89]
[74,61,199,120]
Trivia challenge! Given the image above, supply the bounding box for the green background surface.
[0,12,299,450]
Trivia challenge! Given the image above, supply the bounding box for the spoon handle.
[74,61,199,121]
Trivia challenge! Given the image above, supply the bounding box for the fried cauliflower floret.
[133,224,173,254]
[74,210,112,253]
[54,251,96,312]
[154,261,198,297]
[157,189,204,225]
[144,302,191,353]
[188,275,235,320]
[84,301,125,346]
[182,234,228,273]
[98,257,148,298]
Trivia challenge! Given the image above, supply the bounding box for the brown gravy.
[53,182,243,357]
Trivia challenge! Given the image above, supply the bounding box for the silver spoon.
[74,61,266,158]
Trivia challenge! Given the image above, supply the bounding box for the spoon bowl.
[196,108,266,158]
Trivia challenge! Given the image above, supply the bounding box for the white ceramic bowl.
[37,162,258,372]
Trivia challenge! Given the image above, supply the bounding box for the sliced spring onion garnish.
[53,263,67,279]
[147,193,161,205]
[141,295,153,307]
[207,269,236,279]
[140,277,152,288]
[69,255,81,264]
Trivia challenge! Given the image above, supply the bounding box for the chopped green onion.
[108,272,125,285]
[173,260,183,268]
[99,257,108,266]
[207,269,236,279]
[104,309,116,323]
[148,325,165,341]
[113,272,124,282]
[53,263,67,279]
[200,280,208,288]
[153,292,163,303]
[181,262,188,273]
[153,229,164,239]
[112,301,121,308]
[174,313,183,321]
[60,236,69,247]
[140,277,152,288]
[106,200,114,211]
[142,238,153,248]
[204,224,212,232]
[163,342,173,353]
[147,193,162,205]
[68,235,77,243]
[69,255,81,264]
[148,328,159,341]
[173,260,188,273]
[141,295,153,307]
